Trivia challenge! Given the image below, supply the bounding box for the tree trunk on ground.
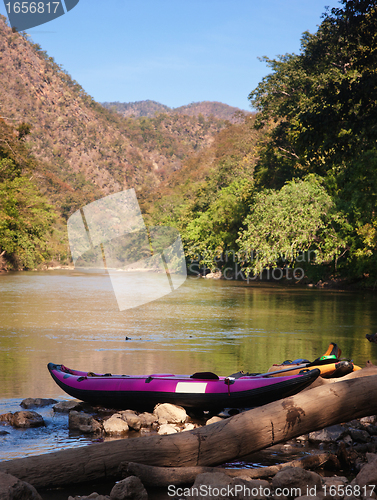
[1,367,377,489]
[119,453,331,487]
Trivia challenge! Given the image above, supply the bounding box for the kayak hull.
[47,363,320,412]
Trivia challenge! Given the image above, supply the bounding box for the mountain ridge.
[0,16,230,217]
[101,100,250,122]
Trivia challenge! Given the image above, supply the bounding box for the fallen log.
[120,453,331,487]
[1,368,377,489]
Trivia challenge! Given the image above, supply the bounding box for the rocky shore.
[1,397,377,500]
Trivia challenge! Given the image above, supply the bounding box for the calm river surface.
[0,270,376,460]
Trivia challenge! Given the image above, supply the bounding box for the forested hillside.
[0,15,229,270]
[1,1,376,287]
[102,100,245,122]
[0,15,227,215]
[0,118,66,270]
[102,100,171,118]
[144,0,377,287]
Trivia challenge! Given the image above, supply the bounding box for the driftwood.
[120,453,331,487]
[1,366,377,489]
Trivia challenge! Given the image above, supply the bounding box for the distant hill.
[102,100,250,123]
[102,100,171,118]
[0,16,230,217]
[174,101,249,122]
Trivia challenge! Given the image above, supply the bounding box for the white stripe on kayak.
[175,382,207,393]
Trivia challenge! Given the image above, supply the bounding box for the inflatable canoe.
[47,363,320,412]
[267,343,362,378]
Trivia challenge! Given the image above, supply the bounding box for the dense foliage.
[1,1,376,286]
[0,119,66,270]
[145,0,377,286]
[244,0,377,283]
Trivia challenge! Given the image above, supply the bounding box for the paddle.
[229,343,342,379]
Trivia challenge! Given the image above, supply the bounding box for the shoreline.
[1,264,376,293]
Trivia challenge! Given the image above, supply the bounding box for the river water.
[0,270,376,461]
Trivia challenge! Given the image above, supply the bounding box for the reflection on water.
[0,270,376,459]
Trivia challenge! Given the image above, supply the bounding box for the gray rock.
[190,472,234,500]
[53,400,82,412]
[355,453,377,489]
[182,423,196,431]
[110,476,148,500]
[360,416,377,425]
[12,411,45,428]
[138,412,157,428]
[322,478,347,500]
[365,425,377,436]
[68,411,102,434]
[350,429,371,443]
[0,413,14,424]
[68,494,110,500]
[272,468,322,500]
[206,416,223,426]
[0,471,43,499]
[309,425,347,443]
[103,414,129,435]
[231,478,271,499]
[153,403,187,424]
[20,398,57,409]
[354,443,369,454]
[121,411,141,431]
[294,497,323,500]
[158,423,179,435]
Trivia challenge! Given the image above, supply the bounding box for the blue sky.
[1,0,342,110]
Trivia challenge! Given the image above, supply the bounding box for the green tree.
[250,0,377,191]
[0,177,56,269]
[182,179,253,270]
[237,176,350,274]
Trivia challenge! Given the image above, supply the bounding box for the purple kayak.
[47,363,320,412]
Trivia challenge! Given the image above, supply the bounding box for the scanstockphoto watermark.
[187,248,316,266]
[187,248,312,282]
[189,262,305,282]
[167,484,376,498]
[3,0,79,32]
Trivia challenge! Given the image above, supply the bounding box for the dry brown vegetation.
[0,16,233,218]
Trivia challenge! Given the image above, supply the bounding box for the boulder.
[365,425,377,436]
[309,425,347,443]
[294,496,323,500]
[355,453,377,488]
[322,478,347,500]
[0,413,14,424]
[0,471,42,499]
[20,398,57,409]
[158,423,179,435]
[110,476,148,500]
[121,411,142,431]
[138,412,157,428]
[103,414,129,435]
[183,423,196,431]
[206,416,223,426]
[231,478,271,500]
[12,411,45,428]
[271,468,322,500]
[190,472,234,500]
[68,494,110,500]
[349,428,371,443]
[360,416,377,425]
[53,400,81,412]
[68,411,102,434]
[153,403,187,423]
